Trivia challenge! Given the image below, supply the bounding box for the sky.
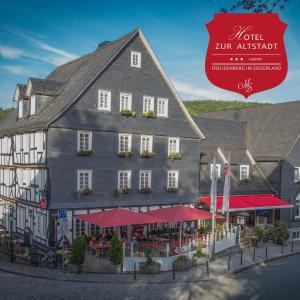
[0,0,299,108]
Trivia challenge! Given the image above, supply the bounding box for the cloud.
[1,65,28,75]
[0,46,24,59]
[172,79,234,100]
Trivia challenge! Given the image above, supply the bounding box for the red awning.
[145,205,224,222]
[199,194,293,212]
[74,208,164,227]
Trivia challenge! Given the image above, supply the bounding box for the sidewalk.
[0,241,299,284]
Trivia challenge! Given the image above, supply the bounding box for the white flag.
[222,154,231,214]
[210,151,218,212]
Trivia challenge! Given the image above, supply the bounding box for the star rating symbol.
[230,57,244,62]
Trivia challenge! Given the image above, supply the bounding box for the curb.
[0,252,299,285]
[229,251,300,276]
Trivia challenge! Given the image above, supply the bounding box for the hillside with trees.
[183,100,269,116]
[0,108,13,122]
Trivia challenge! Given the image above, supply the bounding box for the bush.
[108,234,122,265]
[70,236,86,265]
[255,226,264,242]
[271,221,289,245]
[145,247,153,265]
[194,243,206,258]
[198,226,207,235]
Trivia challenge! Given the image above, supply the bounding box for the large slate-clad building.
[196,103,300,237]
[0,29,204,247]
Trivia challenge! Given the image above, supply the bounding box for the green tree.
[108,234,122,265]
[70,236,86,265]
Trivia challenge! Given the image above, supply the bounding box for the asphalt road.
[0,255,299,300]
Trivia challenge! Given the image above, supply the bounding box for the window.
[16,206,25,229]
[143,96,154,113]
[168,170,179,189]
[30,95,36,115]
[118,170,131,189]
[119,134,132,153]
[120,93,132,111]
[90,223,101,236]
[77,170,92,191]
[140,170,152,189]
[77,131,92,152]
[295,167,300,182]
[18,100,23,119]
[75,219,86,237]
[295,194,300,219]
[240,165,250,180]
[140,135,153,153]
[98,90,111,111]
[210,164,221,179]
[36,213,47,238]
[131,51,141,68]
[168,138,180,154]
[157,98,168,117]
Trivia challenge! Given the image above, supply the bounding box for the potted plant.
[142,110,155,118]
[240,178,250,184]
[107,234,122,273]
[120,109,136,117]
[77,150,93,156]
[139,247,161,274]
[166,187,179,193]
[115,187,131,196]
[168,152,183,160]
[140,150,156,158]
[77,188,92,198]
[174,255,192,272]
[255,226,265,247]
[118,151,132,157]
[271,221,289,245]
[139,187,152,193]
[68,235,86,274]
[192,243,207,266]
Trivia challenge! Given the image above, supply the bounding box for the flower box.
[120,110,136,117]
[166,187,178,193]
[118,151,132,158]
[77,150,93,156]
[139,187,152,193]
[142,110,155,118]
[168,152,183,160]
[140,150,156,158]
[115,188,131,196]
[139,261,161,274]
[77,188,92,198]
[240,178,250,184]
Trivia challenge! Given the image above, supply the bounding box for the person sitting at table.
[181,243,189,253]
[89,236,98,247]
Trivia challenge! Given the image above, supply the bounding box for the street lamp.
[8,205,14,263]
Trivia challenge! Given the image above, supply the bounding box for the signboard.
[58,209,67,219]
[205,13,288,98]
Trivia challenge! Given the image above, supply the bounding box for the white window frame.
[119,92,132,111]
[131,51,141,68]
[157,98,168,117]
[98,89,111,111]
[167,170,179,189]
[30,95,36,116]
[77,170,92,191]
[140,135,153,153]
[295,167,300,182]
[240,165,250,180]
[295,194,300,219]
[139,170,152,190]
[168,137,180,155]
[119,134,132,153]
[16,206,25,229]
[143,96,154,113]
[210,164,221,179]
[77,131,92,152]
[18,100,24,119]
[118,170,132,189]
[36,213,47,239]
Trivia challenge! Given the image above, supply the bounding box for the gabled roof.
[0,28,204,139]
[26,78,65,97]
[13,84,28,101]
[198,101,300,158]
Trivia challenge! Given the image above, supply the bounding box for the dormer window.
[240,165,250,180]
[131,51,141,68]
[30,95,36,115]
[18,100,24,119]
[210,163,221,179]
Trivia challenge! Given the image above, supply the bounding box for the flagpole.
[210,150,217,259]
